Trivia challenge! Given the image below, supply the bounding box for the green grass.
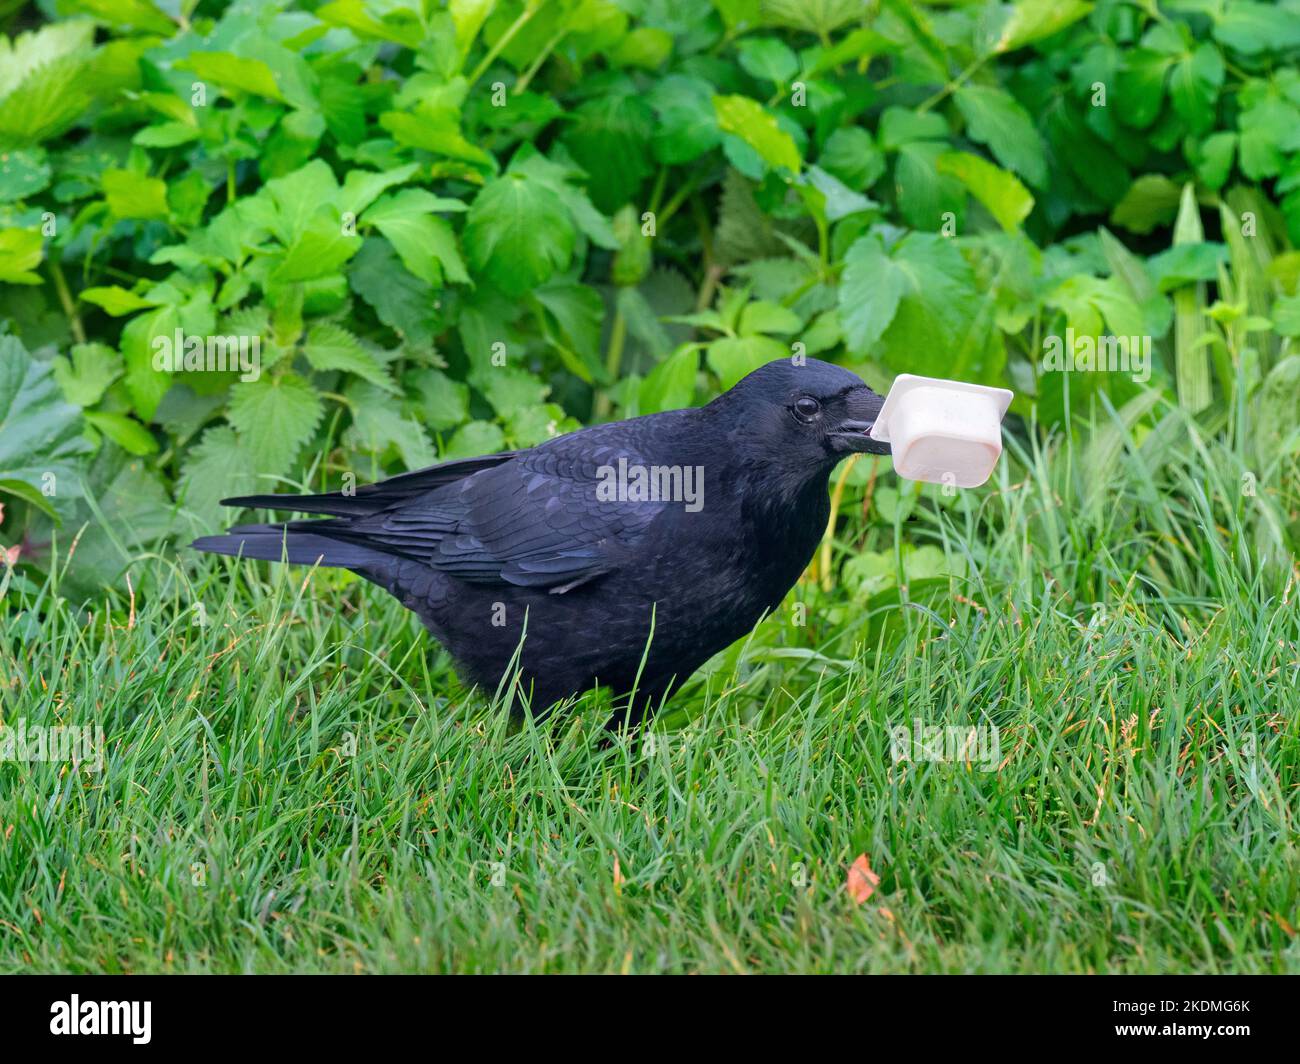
[2,400,1299,973]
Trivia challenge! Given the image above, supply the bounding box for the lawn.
[4,407,1297,974]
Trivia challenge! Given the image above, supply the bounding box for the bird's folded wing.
[303,441,667,592]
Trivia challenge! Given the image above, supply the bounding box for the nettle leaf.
[1148,242,1229,291]
[318,71,370,146]
[990,0,1093,54]
[179,425,255,527]
[1272,294,1300,337]
[79,285,160,316]
[1047,274,1145,338]
[84,411,158,456]
[839,235,907,353]
[362,188,469,286]
[937,151,1034,233]
[954,85,1047,188]
[563,84,656,213]
[638,345,698,414]
[348,238,440,348]
[0,335,91,505]
[1213,1,1300,56]
[894,141,966,231]
[707,335,789,389]
[0,20,93,148]
[1044,105,1131,207]
[647,74,721,164]
[610,26,673,70]
[180,52,285,102]
[471,365,549,419]
[761,0,860,37]
[442,419,505,461]
[0,148,52,201]
[380,111,496,171]
[713,94,801,174]
[52,342,121,407]
[1114,49,1171,130]
[463,169,575,295]
[338,163,421,217]
[1238,93,1300,181]
[1169,44,1224,135]
[801,165,877,223]
[302,322,396,393]
[102,169,169,220]
[0,228,43,285]
[878,107,949,151]
[66,0,172,36]
[1109,174,1183,235]
[818,127,886,190]
[344,380,434,470]
[270,215,362,284]
[510,150,618,249]
[119,305,177,421]
[56,459,177,592]
[316,0,426,47]
[263,159,341,243]
[226,373,324,476]
[133,121,199,148]
[1191,132,1236,190]
[0,18,92,98]
[838,233,989,379]
[505,402,574,448]
[535,281,604,370]
[406,367,469,431]
[450,0,494,57]
[739,300,802,336]
[737,37,799,85]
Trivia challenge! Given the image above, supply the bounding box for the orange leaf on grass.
[846,854,880,904]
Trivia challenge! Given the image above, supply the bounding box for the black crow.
[192,358,890,724]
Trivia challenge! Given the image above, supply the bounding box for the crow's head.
[714,359,891,475]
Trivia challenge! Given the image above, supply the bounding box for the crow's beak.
[830,388,891,455]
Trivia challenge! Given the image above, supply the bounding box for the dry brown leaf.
[846,853,880,904]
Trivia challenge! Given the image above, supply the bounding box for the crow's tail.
[191,451,517,568]
[191,524,382,569]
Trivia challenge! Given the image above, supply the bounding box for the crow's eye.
[793,396,821,422]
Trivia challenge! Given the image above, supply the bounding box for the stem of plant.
[514,28,565,93]
[49,259,85,344]
[593,300,627,420]
[820,454,859,591]
[469,4,539,87]
[917,53,990,113]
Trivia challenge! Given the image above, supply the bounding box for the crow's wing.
[221,451,518,517]
[270,435,670,593]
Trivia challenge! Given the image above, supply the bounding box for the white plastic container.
[869,374,1013,488]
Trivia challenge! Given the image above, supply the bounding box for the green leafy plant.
[0,0,1297,594]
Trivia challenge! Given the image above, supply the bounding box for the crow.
[192,358,890,725]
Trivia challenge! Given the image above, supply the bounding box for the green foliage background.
[2,0,1300,595]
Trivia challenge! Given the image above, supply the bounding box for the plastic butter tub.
[869,374,1013,488]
